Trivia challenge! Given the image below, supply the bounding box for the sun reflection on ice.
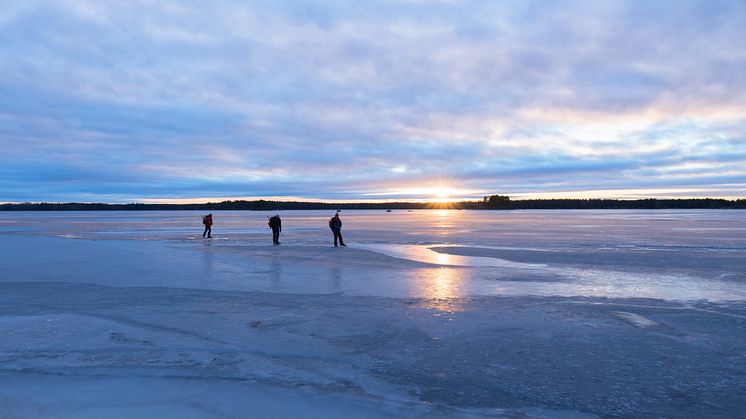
[411,266,466,313]
[435,251,451,265]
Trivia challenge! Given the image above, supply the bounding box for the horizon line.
[3,196,745,206]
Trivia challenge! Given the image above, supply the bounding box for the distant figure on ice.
[202,213,213,238]
[328,213,345,247]
[268,214,282,245]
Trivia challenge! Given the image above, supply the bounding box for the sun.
[435,188,451,198]
[432,188,452,202]
[430,187,458,204]
[379,179,466,204]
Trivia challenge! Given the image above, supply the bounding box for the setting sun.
[432,187,453,202]
[363,180,479,203]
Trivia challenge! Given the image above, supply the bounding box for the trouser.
[203,226,211,237]
[332,230,344,246]
[272,227,280,244]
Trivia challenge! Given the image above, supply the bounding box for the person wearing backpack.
[328,213,345,247]
[202,214,213,238]
[268,214,282,245]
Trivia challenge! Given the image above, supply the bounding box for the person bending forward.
[268,215,282,245]
[202,213,213,238]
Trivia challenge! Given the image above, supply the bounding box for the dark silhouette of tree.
[485,195,511,208]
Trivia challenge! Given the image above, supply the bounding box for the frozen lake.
[1,210,746,417]
[3,209,746,301]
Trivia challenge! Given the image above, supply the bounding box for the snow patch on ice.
[612,312,658,328]
[358,243,548,270]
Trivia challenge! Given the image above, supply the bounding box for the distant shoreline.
[2,197,745,211]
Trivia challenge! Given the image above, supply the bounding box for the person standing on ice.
[202,213,213,238]
[268,214,282,245]
[328,213,345,247]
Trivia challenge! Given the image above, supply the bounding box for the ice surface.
[1,210,746,417]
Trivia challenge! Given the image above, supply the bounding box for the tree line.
[1,196,745,211]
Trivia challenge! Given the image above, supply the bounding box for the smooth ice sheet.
[2,210,746,418]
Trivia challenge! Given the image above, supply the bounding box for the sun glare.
[365,180,477,204]
[432,188,453,203]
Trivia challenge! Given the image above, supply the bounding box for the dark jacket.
[268,216,281,230]
[329,216,342,231]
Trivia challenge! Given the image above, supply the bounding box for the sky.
[1,0,745,203]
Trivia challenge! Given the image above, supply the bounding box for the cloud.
[0,0,745,202]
